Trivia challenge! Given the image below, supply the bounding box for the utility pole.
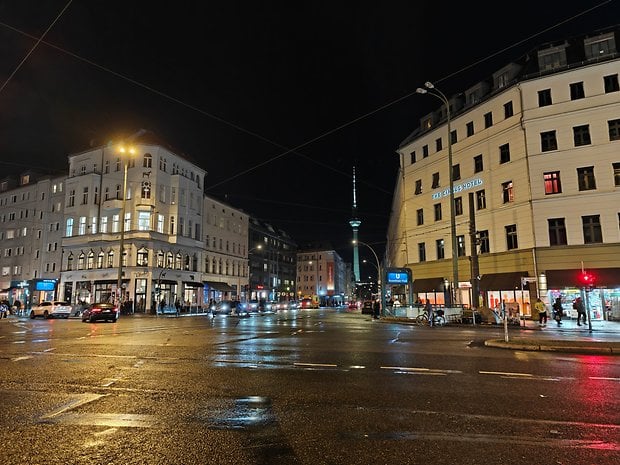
[468,192,480,312]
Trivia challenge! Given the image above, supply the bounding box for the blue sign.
[35,280,56,291]
[386,270,409,284]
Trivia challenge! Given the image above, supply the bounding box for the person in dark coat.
[372,299,381,319]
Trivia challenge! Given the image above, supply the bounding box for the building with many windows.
[247,218,297,303]
[56,130,248,313]
[387,25,620,320]
[0,173,66,308]
[296,246,346,307]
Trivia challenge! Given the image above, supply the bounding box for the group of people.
[534,296,587,327]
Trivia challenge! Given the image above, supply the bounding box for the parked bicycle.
[416,308,446,326]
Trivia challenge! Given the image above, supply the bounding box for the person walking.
[372,299,381,319]
[534,297,547,327]
[552,297,563,326]
[573,297,587,326]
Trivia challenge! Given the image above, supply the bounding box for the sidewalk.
[382,315,620,355]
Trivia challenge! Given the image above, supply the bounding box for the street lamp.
[116,144,136,307]
[352,240,384,315]
[416,81,458,306]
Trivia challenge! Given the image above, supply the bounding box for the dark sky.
[0,1,617,271]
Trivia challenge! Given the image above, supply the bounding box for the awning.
[183,281,204,288]
[479,272,529,291]
[545,268,620,288]
[412,277,447,293]
[204,281,235,292]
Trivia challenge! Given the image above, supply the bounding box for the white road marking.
[589,376,620,381]
[294,362,338,368]
[479,370,533,377]
[381,366,462,374]
[11,356,32,361]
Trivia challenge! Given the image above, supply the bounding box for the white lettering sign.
[432,178,483,200]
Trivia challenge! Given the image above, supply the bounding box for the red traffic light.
[578,271,595,287]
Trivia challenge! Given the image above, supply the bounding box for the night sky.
[0,1,617,272]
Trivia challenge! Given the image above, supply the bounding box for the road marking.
[12,356,32,361]
[479,371,533,377]
[42,393,106,419]
[294,362,338,368]
[589,376,620,381]
[381,366,462,374]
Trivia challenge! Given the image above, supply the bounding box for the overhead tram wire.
[0,1,610,187]
[0,0,74,95]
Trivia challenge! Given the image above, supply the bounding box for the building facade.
[296,247,346,306]
[0,173,66,309]
[0,131,252,314]
[388,26,620,320]
[248,218,297,302]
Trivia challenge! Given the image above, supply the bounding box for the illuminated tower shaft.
[349,166,362,282]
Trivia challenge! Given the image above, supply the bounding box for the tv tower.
[349,166,362,282]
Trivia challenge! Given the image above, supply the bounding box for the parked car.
[30,301,72,319]
[361,300,374,315]
[81,302,119,323]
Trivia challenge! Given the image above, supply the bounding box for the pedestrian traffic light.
[578,271,595,288]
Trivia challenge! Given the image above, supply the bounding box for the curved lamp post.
[116,144,136,307]
[416,81,458,305]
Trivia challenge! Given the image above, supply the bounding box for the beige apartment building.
[387,25,620,320]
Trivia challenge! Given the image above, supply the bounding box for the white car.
[30,301,73,319]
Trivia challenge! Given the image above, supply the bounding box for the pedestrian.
[372,299,380,319]
[424,299,433,326]
[534,297,547,327]
[552,297,563,326]
[573,297,587,326]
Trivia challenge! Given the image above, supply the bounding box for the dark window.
[548,218,567,246]
[577,166,596,191]
[478,230,490,254]
[415,179,422,195]
[457,235,466,257]
[434,203,442,221]
[422,145,429,158]
[613,162,620,186]
[432,172,440,189]
[466,121,474,137]
[418,243,426,262]
[582,215,603,243]
[544,171,562,194]
[454,196,463,216]
[436,239,445,259]
[570,82,585,100]
[506,224,518,250]
[474,154,483,173]
[501,181,514,203]
[604,74,619,93]
[608,119,620,141]
[450,129,457,144]
[499,143,510,164]
[452,164,461,181]
[504,101,513,118]
[484,112,493,128]
[540,130,558,152]
[436,138,442,152]
[476,189,486,210]
[538,89,552,106]
[416,208,424,226]
[573,125,591,146]
[410,151,416,164]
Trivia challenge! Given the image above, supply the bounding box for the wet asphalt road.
[0,309,618,464]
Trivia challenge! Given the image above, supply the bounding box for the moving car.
[30,301,72,319]
[81,302,119,323]
[300,298,318,309]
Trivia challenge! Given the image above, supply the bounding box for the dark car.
[81,302,120,323]
[361,300,374,314]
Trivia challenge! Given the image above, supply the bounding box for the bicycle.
[415,309,446,326]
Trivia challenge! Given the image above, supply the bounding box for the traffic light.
[578,271,596,288]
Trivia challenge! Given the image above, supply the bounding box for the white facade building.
[58,131,248,313]
[388,26,620,320]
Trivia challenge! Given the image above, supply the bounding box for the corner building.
[59,132,248,313]
[387,25,620,320]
